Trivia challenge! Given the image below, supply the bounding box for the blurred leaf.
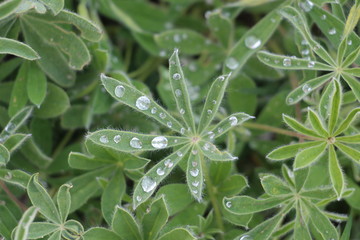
[0,37,39,60]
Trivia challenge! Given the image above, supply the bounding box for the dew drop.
[244,35,261,49]
[212,100,217,104]
[192,181,199,187]
[136,196,142,202]
[229,116,238,126]
[151,136,168,149]
[207,109,213,115]
[130,137,142,149]
[321,14,327,20]
[113,135,121,143]
[283,58,292,67]
[4,123,16,132]
[192,161,198,167]
[167,122,173,128]
[175,89,182,97]
[226,57,239,70]
[164,159,173,168]
[173,73,181,80]
[207,131,215,139]
[177,151,183,157]
[287,98,294,104]
[239,235,252,240]
[308,61,315,68]
[203,143,211,151]
[225,201,232,208]
[347,40,352,45]
[328,28,336,35]
[191,149,198,155]
[4,172,12,180]
[301,49,309,55]
[217,127,223,133]
[173,34,181,43]
[99,135,109,144]
[151,107,157,114]
[141,176,156,193]
[192,189,198,194]
[159,112,166,119]
[156,168,165,176]
[180,108,185,115]
[180,128,185,134]
[114,85,125,98]
[299,0,314,12]
[190,169,199,177]
[136,96,150,110]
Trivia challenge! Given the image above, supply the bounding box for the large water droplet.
[4,123,16,132]
[136,96,150,110]
[226,57,239,70]
[225,201,232,208]
[130,137,142,149]
[229,116,238,126]
[99,135,109,143]
[299,0,314,12]
[302,84,312,93]
[114,85,125,98]
[141,176,156,193]
[164,159,173,168]
[113,135,121,143]
[245,36,261,49]
[175,89,182,97]
[190,169,199,177]
[151,136,168,149]
[328,28,336,35]
[173,73,181,80]
[283,58,292,67]
[156,168,165,176]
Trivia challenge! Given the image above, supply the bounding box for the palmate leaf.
[0,37,39,60]
[142,196,169,240]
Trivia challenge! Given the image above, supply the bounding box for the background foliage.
[0,0,359,239]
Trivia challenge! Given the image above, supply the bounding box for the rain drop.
[190,169,199,177]
[114,85,125,98]
[173,73,181,80]
[167,122,173,128]
[156,168,165,176]
[151,107,157,114]
[180,108,185,115]
[113,135,121,143]
[207,131,215,139]
[212,100,217,104]
[159,112,166,119]
[287,98,294,104]
[308,61,315,68]
[164,159,173,168]
[239,235,252,240]
[203,143,211,151]
[141,176,156,193]
[180,128,185,134]
[299,0,314,12]
[245,35,261,49]
[173,34,181,43]
[225,201,232,208]
[4,172,12,180]
[151,136,168,149]
[192,161,198,167]
[191,149,198,155]
[229,116,238,126]
[283,58,292,67]
[226,57,239,70]
[177,151,183,157]
[175,89,182,97]
[192,189,198,194]
[130,137,142,149]
[207,109,213,115]
[4,123,16,132]
[328,28,336,35]
[192,181,199,187]
[217,127,223,133]
[302,84,312,93]
[99,135,109,144]
[301,49,309,55]
[321,14,326,20]
[347,40,352,45]
[136,196,142,202]
[136,96,150,110]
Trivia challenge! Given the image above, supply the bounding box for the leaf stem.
[0,180,27,211]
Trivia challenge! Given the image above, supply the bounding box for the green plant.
[0,0,360,240]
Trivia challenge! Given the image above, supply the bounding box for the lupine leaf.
[218,174,248,196]
[341,73,360,102]
[3,134,31,153]
[111,207,142,240]
[286,72,334,105]
[328,81,342,134]
[82,227,122,240]
[186,146,203,201]
[0,144,9,166]
[200,141,237,161]
[101,74,185,134]
[335,142,360,163]
[38,0,64,15]
[0,169,31,188]
[266,141,323,161]
[0,106,33,142]
[336,134,360,144]
[28,223,59,239]
[319,81,335,119]
[328,145,344,199]
[257,51,333,71]
[324,211,348,222]
[282,114,321,138]
[294,207,312,240]
[142,196,169,240]
[342,45,360,67]
[27,61,47,106]
[300,186,336,200]
[0,0,22,21]
[47,230,61,240]
[157,228,196,240]
[13,207,39,240]
[8,64,29,116]
[307,108,328,137]
[133,145,191,209]
[0,37,39,60]
[340,212,353,240]
[169,49,195,131]
[259,174,292,196]
[334,107,360,135]
[197,73,230,133]
[57,184,72,223]
[294,142,327,170]
[207,11,232,48]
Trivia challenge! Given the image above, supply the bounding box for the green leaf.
[341,73,360,102]
[207,11,232,48]
[34,83,70,118]
[0,203,17,239]
[88,130,187,152]
[3,134,31,153]
[47,230,61,240]
[57,184,72,223]
[218,174,248,196]
[27,61,47,106]
[259,174,291,196]
[0,37,39,60]
[257,51,333,71]
[224,9,282,74]
[197,73,230,133]
[111,207,142,240]
[0,169,30,188]
[38,0,64,15]
[282,114,321,138]
[169,49,196,131]
[0,144,9,166]
[142,196,169,240]
[266,141,323,161]
[0,0,22,21]
[342,45,360,68]
[200,141,238,161]
[294,206,312,240]
[155,184,193,215]
[83,228,122,240]
[340,211,353,240]
[8,63,29,116]
[334,107,360,135]
[223,195,290,215]
[155,29,206,55]
[13,206,39,240]
[335,142,360,163]
[101,74,185,134]
[27,174,61,224]
[300,186,336,200]
[328,81,342,134]
[294,142,327,169]
[337,134,360,144]
[319,80,335,119]
[101,171,125,225]
[132,145,191,209]
[157,228,196,240]
[28,222,59,239]
[328,145,344,199]
[186,146,203,201]
[0,106,33,141]
[307,108,328,137]
[286,73,334,105]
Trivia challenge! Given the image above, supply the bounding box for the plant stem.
[199,152,225,238]
[0,181,27,211]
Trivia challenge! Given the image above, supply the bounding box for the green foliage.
[0,0,360,240]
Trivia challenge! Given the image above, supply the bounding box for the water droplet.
[180,109,185,115]
[192,181,199,187]
[136,196,142,202]
[225,201,232,208]
[192,189,198,194]
[164,159,173,168]
[99,135,109,143]
[217,127,223,133]
[136,96,150,110]
[287,98,294,104]
[114,85,125,98]
[299,0,314,12]
[191,149,198,155]
[130,137,142,149]
[156,168,165,176]
[207,131,215,140]
[302,84,312,93]
[159,50,166,57]
[313,44,321,51]
[175,89,182,97]
[177,151,183,157]
[301,39,308,45]
[190,169,199,177]
[4,123,16,132]
[226,57,239,70]
[301,49,309,55]
[113,135,121,143]
[347,40,352,45]
[203,143,211,151]
[151,107,157,114]
[212,100,217,104]
[192,161,198,167]
[321,14,326,20]
[151,136,168,149]
[189,63,197,72]
[328,28,336,35]
[167,122,173,128]
[229,116,238,126]
[308,61,315,68]
[141,176,156,193]
[245,36,261,49]
[4,172,12,180]
[180,128,185,134]
[173,34,181,43]
[239,235,252,240]
[159,112,166,119]
[283,58,292,67]
[173,73,181,80]
[207,109,212,115]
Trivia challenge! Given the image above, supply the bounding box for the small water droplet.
[192,189,198,194]
[180,108,185,115]
[302,84,312,93]
[99,135,109,143]
[283,58,292,67]
[141,176,156,193]
[217,127,223,133]
[226,57,239,70]
[245,35,261,49]
[114,85,125,98]
[173,73,181,80]
[156,168,165,176]
[191,149,198,155]
[130,137,142,149]
[4,123,16,133]
[159,50,166,57]
[287,98,294,104]
[180,128,185,134]
[173,34,181,43]
[164,159,173,168]
[229,116,238,126]
[203,143,211,151]
[321,14,327,20]
[136,96,150,110]
[212,100,217,104]
[239,235,252,240]
[190,169,199,177]
[167,122,173,128]
[299,0,314,12]
[207,131,215,140]
[301,49,309,55]
[192,181,199,187]
[192,161,198,167]
[113,135,121,143]
[159,112,166,119]
[177,151,183,157]
[4,172,12,180]
[151,107,157,114]
[175,89,182,97]
[328,28,336,35]
[207,109,213,115]
[308,61,315,68]
[301,39,308,45]
[136,196,142,202]
[225,201,232,208]
[347,40,352,45]
[151,136,168,149]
